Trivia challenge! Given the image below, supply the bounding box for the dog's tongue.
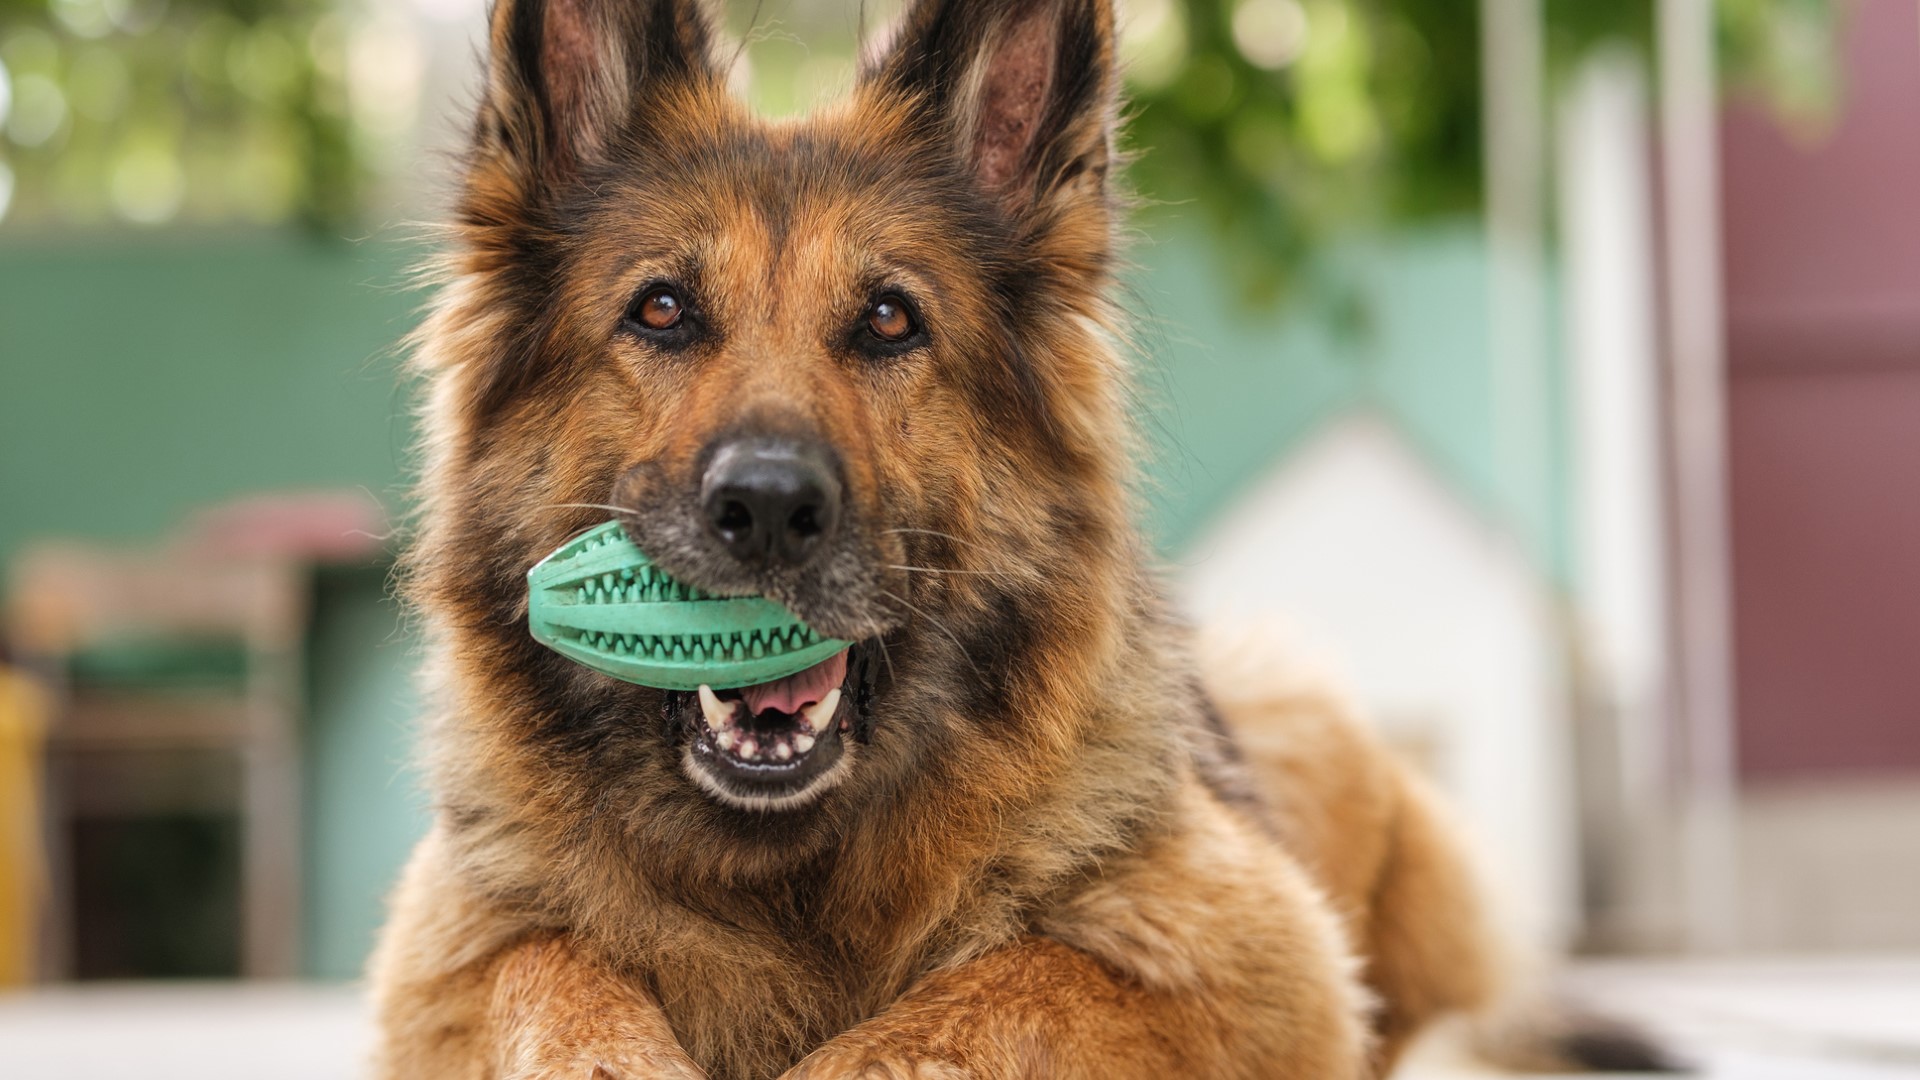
[740,648,848,716]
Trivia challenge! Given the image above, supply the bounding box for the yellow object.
[0,665,47,986]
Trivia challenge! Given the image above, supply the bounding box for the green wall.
[304,565,426,980]
[0,232,420,560]
[0,219,1561,979]
[1132,219,1568,578]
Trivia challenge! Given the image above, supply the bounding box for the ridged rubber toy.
[526,520,848,691]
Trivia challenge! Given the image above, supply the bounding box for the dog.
[369,1,1670,1076]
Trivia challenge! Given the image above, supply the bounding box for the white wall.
[1179,413,1580,948]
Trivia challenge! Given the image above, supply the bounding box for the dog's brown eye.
[635,287,683,331]
[867,296,915,342]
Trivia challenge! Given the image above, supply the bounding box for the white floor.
[0,957,1916,1079]
[1409,956,1920,1079]
[0,981,371,1080]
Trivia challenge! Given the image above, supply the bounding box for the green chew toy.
[526,520,848,691]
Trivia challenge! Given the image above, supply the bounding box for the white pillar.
[1559,51,1682,949]
[1657,0,1742,954]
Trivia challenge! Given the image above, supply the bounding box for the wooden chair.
[5,541,308,979]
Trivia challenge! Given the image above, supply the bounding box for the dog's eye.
[866,296,916,342]
[632,286,684,331]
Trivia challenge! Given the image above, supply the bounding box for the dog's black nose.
[701,436,842,567]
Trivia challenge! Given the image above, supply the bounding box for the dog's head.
[414,0,1137,833]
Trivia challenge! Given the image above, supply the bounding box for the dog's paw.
[781,1039,971,1080]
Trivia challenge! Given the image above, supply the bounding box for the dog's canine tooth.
[697,685,734,733]
[716,728,738,752]
[794,733,815,754]
[803,689,840,735]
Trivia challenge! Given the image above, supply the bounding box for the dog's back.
[1204,627,1675,1073]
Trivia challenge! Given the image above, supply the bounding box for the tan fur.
[369,647,1500,1079]
[1200,635,1505,1073]
[371,2,1528,1077]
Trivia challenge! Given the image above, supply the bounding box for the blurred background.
[1,0,1916,1076]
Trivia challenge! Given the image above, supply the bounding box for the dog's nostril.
[789,504,820,538]
[716,499,754,536]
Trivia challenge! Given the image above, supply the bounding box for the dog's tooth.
[802,689,841,735]
[794,733,815,754]
[697,685,735,733]
[737,736,758,759]
[773,741,793,762]
[716,728,738,752]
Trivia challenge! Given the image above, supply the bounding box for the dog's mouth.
[676,645,866,811]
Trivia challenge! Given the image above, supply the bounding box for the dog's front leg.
[370,829,704,1079]
[489,935,706,1080]
[781,937,1172,1080]
[782,935,1359,1080]
[783,786,1371,1080]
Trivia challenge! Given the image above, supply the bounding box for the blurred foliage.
[1124,0,1840,302]
[0,0,1840,250]
[0,0,361,230]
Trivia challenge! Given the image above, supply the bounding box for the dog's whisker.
[886,564,1018,580]
[875,633,896,689]
[554,520,606,547]
[883,527,1003,569]
[879,589,982,680]
[882,527,995,553]
[542,501,646,516]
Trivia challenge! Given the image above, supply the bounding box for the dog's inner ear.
[536,0,610,167]
[867,0,1117,218]
[972,10,1060,194]
[484,0,716,183]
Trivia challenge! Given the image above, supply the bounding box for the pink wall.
[1722,0,1920,777]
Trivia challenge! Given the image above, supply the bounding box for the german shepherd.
[371,1,1668,1077]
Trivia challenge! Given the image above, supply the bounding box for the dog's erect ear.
[864,0,1119,221]
[478,0,717,183]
